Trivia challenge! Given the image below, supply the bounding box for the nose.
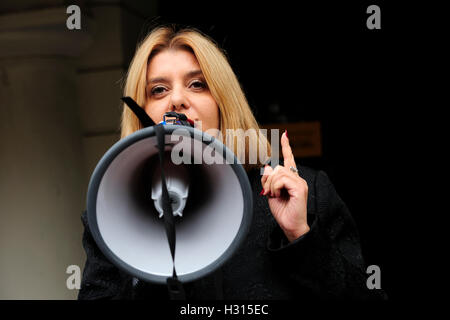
[169,86,189,112]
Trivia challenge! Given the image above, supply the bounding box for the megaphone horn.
[86,97,253,299]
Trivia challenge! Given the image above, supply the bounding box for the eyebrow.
[147,70,204,85]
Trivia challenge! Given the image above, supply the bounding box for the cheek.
[198,98,219,127]
[144,103,166,123]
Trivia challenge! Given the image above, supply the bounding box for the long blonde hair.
[120,25,270,170]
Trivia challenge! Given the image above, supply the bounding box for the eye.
[189,80,207,89]
[150,86,167,96]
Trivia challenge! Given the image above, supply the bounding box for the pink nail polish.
[259,189,265,196]
[285,130,288,139]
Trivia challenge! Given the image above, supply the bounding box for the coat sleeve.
[78,210,133,300]
[266,170,388,300]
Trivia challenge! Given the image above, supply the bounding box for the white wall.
[0,1,157,299]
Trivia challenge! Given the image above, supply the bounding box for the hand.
[261,131,310,242]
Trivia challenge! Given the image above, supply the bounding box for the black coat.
[78,165,388,300]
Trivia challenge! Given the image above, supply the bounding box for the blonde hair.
[120,25,270,170]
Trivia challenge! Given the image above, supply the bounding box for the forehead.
[147,49,200,77]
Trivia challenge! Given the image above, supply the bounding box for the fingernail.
[259,189,265,196]
[285,130,288,139]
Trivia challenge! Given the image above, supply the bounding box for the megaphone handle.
[167,277,186,300]
[154,124,186,300]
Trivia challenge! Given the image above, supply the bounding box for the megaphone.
[86,98,253,291]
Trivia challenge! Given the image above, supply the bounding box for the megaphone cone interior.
[150,155,190,218]
[87,125,253,284]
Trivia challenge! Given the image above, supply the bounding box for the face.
[144,48,220,133]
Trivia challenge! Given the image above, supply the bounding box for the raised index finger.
[281,130,296,169]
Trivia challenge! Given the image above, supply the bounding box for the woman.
[79,25,387,300]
